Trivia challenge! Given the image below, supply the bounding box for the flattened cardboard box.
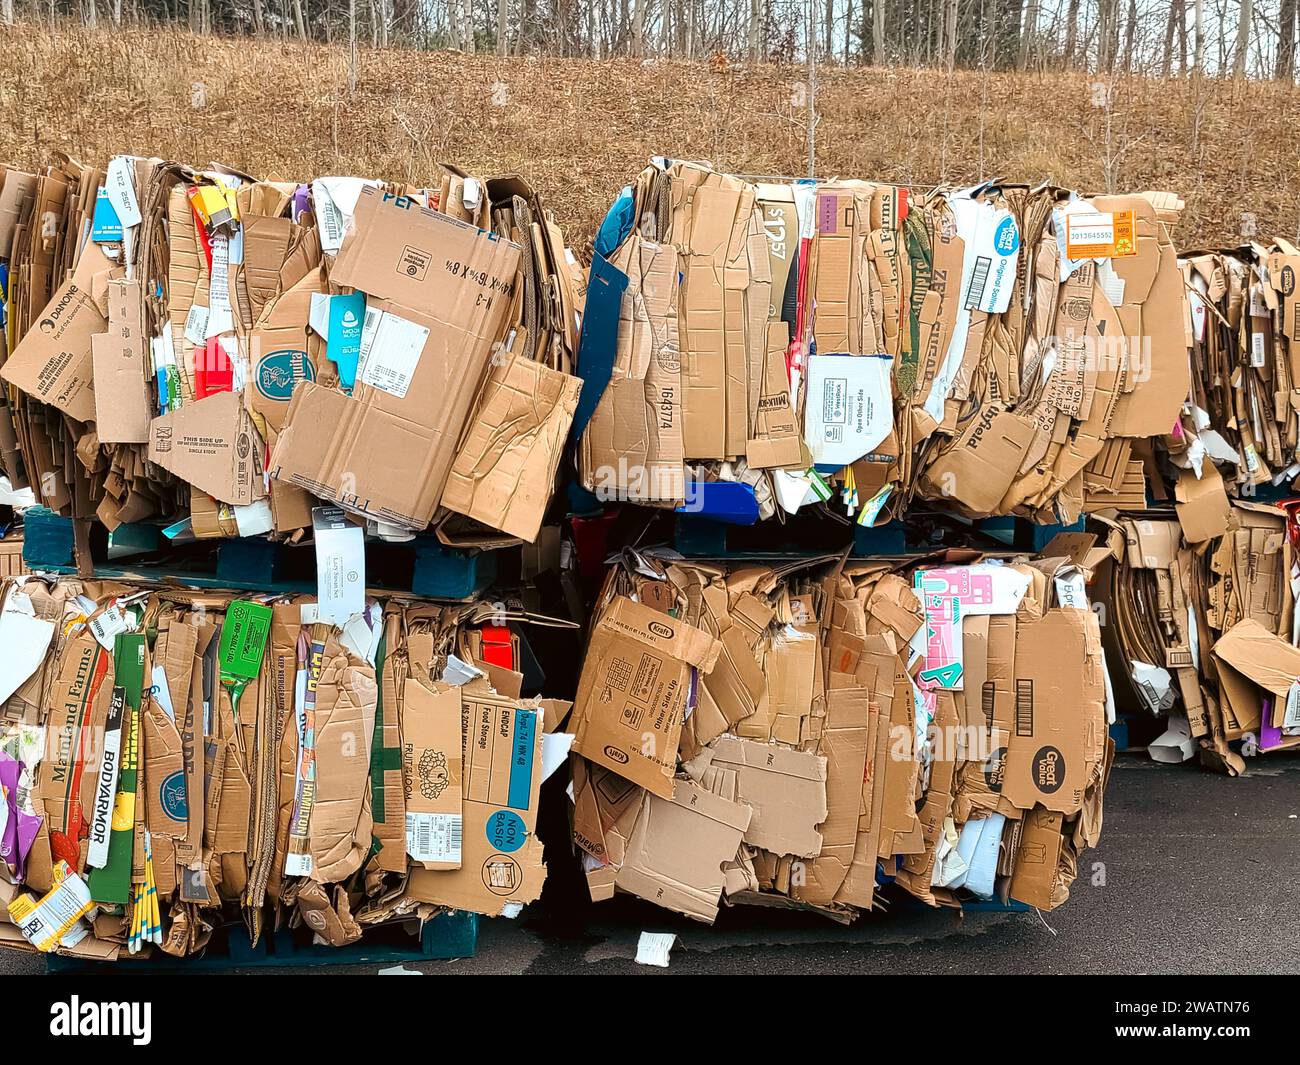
[571,596,722,798]
[441,352,581,542]
[614,776,752,923]
[270,188,520,530]
[694,735,827,858]
[406,688,546,915]
[148,391,262,506]
[1003,608,1106,815]
[1,278,106,423]
[401,678,463,870]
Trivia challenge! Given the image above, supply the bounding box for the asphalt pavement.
[5,754,1298,976]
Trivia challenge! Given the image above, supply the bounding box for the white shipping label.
[803,354,894,467]
[89,606,128,650]
[183,304,210,347]
[314,192,346,253]
[312,507,365,625]
[357,308,429,399]
[205,235,234,338]
[1251,330,1267,368]
[406,812,463,864]
[1285,680,1300,730]
[105,156,142,229]
[963,208,1020,314]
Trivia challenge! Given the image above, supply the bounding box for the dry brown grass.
[2,23,1298,249]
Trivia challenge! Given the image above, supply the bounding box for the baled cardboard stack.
[579,160,1187,527]
[567,541,1114,922]
[1098,500,1298,772]
[0,157,584,548]
[0,574,570,960]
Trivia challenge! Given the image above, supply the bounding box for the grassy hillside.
[1,23,1295,249]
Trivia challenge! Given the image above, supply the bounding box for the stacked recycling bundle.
[567,540,1114,922]
[0,575,570,961]
[1167,243,1300,496]
[1097,498,1299,773]
[577,159,1187,528]
[0,156,583,548]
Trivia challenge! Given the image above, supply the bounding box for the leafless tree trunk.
[1279,0,1297,79]
[1097,0,1117,71]
[1063,0,1080,66]
[1161,0,1183,76]
[824,0,833,58]
[747,0,759,60]
[291,0,307,39]
[1018,0,1038,69]
[806,0,817,176]
[1121,0,1136,72]
[1193,0,1204,73]
[498,0,508,53]
[872,0,884,63]
[85,0,97,27]
[944,0,958,66]
[1233,0,1252,77]
[348,0,357,92]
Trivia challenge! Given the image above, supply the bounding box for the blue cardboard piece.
[676,481,759,525]
[327,292,365,389]
[91,186,124,243]
[570,254,629,445]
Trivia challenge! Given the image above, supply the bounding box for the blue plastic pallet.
[47,911,478,971]
[21,507,495,601]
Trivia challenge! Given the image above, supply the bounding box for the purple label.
[818,194,839,234]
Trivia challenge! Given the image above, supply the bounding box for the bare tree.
[806,0,817,176]
[1233,0,1252,76]
[1064,0,1081,66]
[1279,0,1297,79]
[1193,0,1204,72]
[1018,0,1038,69]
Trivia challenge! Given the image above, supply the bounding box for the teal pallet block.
[961,898,1032,913]
[216,537,282,587]
[852,520,908,555]
[412,541,496,599]
[1109,717,1130,748]
[674,515,728,556]
[47,912,478,971]
[105,522,162,561]
[1241,481,1297,504]
[1012,516,1084,553]
[21,506,76,569]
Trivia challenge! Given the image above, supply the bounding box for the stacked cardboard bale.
[0,575,571,959]
[567,540,1115,922]
[578,160,1186,526]
[0,157,584,548]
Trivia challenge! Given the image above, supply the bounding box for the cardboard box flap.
[1212,618,1300,703]
[148,391,263,506]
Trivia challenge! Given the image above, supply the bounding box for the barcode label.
[406,813,462,864]
[1015,679,1035,737]
[981,681,995,729]
[357,309,429,399]
[1251,330,1267,367]
[965,255,991,310]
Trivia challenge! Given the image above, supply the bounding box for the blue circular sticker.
[255,349,315,400]
[993,216,1020,256]
[160,770,189,821]
[485,810,527,853]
